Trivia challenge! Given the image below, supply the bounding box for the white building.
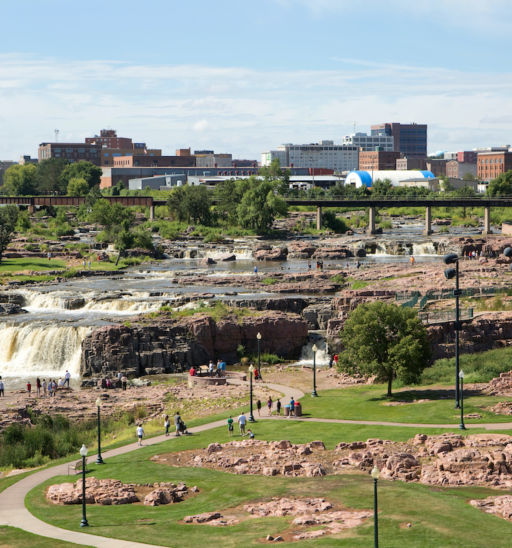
[128,174,185,190]
[261,141,358,171]
[341,132,394,151]
[345,169,436,188]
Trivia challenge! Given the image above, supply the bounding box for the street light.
[79,444,89,528]
[248,364,255,423]
[311,343,318,397]
[444,252,461,408]
[459,370,466,430]
[371,465,380,548]
[95,398,104,464]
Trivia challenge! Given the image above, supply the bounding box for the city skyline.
[1,0,512,160]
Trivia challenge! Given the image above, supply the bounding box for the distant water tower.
[54,129,60,142]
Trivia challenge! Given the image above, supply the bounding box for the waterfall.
[412,242,437,255]
[295,335,330,366]
[83,298,162,314]
[0,322,91,379]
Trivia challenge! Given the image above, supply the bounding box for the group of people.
[26,371,72,397]
[189,360,227,377]
[99,372,128,390]
[227,412,255,439]
[255,396,281,416]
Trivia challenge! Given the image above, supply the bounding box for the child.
[227,416,234,437]
[246,429,255,439]
[276,399,281,415]
[164,415,170,436]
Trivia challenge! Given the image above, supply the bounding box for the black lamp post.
[371,465,380,548]
[257,331,262,371]
[79,444,89,527]
[311,343,318,397]
[444,252,461,408]
[459,370,466,430]
[248,364,255,422]
[95,398,104,464]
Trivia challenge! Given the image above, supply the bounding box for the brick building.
[85,129,133,150]
[446,161,477,179]
[477,151,512,182]
[113,155,196,168]
[358,150,401,171]
[457,151,477,164]
[395,157,427,170]
[426,159,447,177]
[38,143,101,165]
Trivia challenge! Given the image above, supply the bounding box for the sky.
[1,0,512,161]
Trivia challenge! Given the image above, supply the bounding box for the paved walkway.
[1,378,512,547]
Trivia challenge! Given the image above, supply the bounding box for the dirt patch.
[182,497,371,543]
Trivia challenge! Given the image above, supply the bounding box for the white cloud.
[1,53,512,159]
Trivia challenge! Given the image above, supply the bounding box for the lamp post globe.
[248,364,255,422]
[95,398,104,464]
[459,370,466,430]
[504,247,512,258]
[256,332,262,371]
[79,444,89,527]
[371,466,380,548]
[311,343,318,397]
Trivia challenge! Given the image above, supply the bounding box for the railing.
[418,308,474,324]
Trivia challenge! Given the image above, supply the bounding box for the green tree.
[60,161,102,191]
[88,200,135,238]
[0,205,19,264]
[237,180,288,233]
[67,177,89,196]
[2,164,38,195]
[371,179,393,196]
[35,158,69,194]
[167,185,212,224]
[213,178,250,224]
[339,301,431,396]
[487,171,512,197]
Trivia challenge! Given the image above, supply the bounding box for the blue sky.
[1,0,512,160]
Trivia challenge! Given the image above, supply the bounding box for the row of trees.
[0,205,18,264]
[166,177,289,233]
[1,160,101,196]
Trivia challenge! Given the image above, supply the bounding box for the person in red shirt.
[189,366,196,376]
[26,382,31,395]
[333,354,339,367]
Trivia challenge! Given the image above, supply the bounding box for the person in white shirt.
[238,412,247,435]
[136,424,144,446]
[64,370,71,388]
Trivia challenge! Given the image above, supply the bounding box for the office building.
[195,153,233,168]
[359,150,401,171]
[457,151,477,164]
[38,142,101,165]
[261,141,358,171]
[396,157,427,170]
[342,132,394,151]
[477,151,512,182]
[446,161,477,179]
[371,122,427,158]
[113,155,196,168]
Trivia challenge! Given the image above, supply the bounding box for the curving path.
[1,379,512,547]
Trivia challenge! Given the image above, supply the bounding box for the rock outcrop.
[81,311,308,377]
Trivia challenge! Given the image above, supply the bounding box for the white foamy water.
[412,242,437,255]
[294,339,330,367]
[0,322,91,379]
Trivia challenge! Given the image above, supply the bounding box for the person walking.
[121,375,127,390]
[238,412,247,435]
[289,397,295,417]
[64,370,71,388]
[267,396,273,416]
[276,399,281,415]
[174,411,182,437]
[26,382,31,396]
[164,415,170,436]
[42,379,47,397]
[227,416,234,437]
[36,377,41,397]
[0,377,4,397]
[208,360,214,377]
[136,424,144,446]
[256,399,262,417]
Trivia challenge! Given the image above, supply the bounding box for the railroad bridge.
[1,195,512,234]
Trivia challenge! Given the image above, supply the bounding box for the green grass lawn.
[301,383,512,425]
[0,257,66,272]
[26,422,512,547]
[0,526,88,547]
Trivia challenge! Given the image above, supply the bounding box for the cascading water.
[295,335,330,366]
[0,322,91,379]
[412,242,437,255]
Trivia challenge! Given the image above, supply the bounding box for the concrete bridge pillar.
[483,206,491,235]
[424,206,432,235]
[316,207,322,230]
[149,204,155,221]
[367,206,376,235]
[28,205,35,214]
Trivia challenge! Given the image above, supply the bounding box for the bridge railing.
[418,308,474,324]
